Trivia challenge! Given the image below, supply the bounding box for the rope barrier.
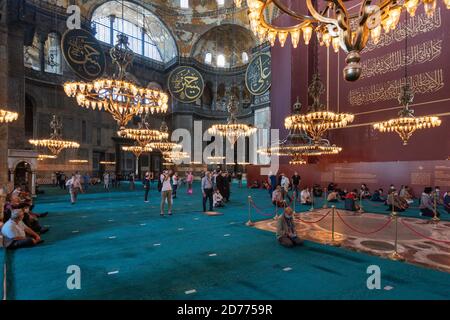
[400,219,450,244]
[294,210,331,224]
[336,211,393,235]
[249,200,278,217]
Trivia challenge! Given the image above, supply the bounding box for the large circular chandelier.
[163,151,190,162]
[29,115,80,156]
[373,84,441,145]
[37,154,57,161]
[237,0,450,81]
[208,95,256,145]
[148,122,182,153]
[118,115,168,145]
[285,74,353,142]
[64,34,169,132]
[122,145,153,159]
[0,109,18,123]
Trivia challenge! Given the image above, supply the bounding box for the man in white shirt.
[2,208,42,249]
[300,187,312,205]
[160,170,173,216]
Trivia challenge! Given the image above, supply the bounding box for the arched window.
[205,52,212,64]
[217,54,225,67]
[92,1,177,63]
[44,32,62,74]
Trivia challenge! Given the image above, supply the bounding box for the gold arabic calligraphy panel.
[168,66,204,103]
[61,29,106,81]
[245,52,271,96]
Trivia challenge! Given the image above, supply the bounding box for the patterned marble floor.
[254,208,450,273]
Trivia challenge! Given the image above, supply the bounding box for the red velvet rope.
[249,199,277,217]
[294,210,331,224]
[400,219,450,244]
[336,211,393,235]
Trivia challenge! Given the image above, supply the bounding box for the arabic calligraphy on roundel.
[67,37,102,78]
[170,68,203,101]
[246,53,271,95]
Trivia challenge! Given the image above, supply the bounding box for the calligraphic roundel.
[168,66,205,103]
[245,52,271,96]
[61,29,106,81]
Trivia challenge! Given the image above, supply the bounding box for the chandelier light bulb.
[404,0,420,16]
[290,30,300,48]
[267,30,277,46]
[332,37,340,53]
[278,31,288,47]
[302,25,313,45]
[370,25,382,44]
[423,0,437,17]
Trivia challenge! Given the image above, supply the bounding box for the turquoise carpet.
[4,183,450,300]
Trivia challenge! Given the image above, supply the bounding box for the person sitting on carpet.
[386,189,407,212]
[20,203,48,235]
[327,182,336,192]
[2,208,43,249]
[399,185,414,204]
[419,187,440,218]
[443,190,450,214]
[344,189,360,211]
[276,207,303,248]
[327,190,339,202]
[250,180,260,189]
[272,186,286,208]
[360,184,371,199]
[313,184,323,197]
[213,189,224,208]
[300,187,312,205]
[371,188,386,202]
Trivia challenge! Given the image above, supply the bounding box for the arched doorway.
[14,161,33,192]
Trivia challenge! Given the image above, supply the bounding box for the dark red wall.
[247,160,450,194]
[270,2,450,163]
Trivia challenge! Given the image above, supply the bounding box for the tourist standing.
[172,172,179,199]
[160,170,172,216]
[103,172,110,191]
[143,172,151,203]
[186,171,193,195]
[202,171,213,212]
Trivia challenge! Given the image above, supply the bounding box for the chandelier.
[289,154,307,165]
[148,122,182,153]
[0,109,18,123]
[118,115,168,145]
[163,151,190,162]
[373,84,441,145]
[100,161,116,165]
[37,154,57,161]
[237,0,450,81]
[208,95,256,144]
[207,156,226,164]
[64,34,169,132]
[29,115,80,156]
[285,74,353,142]
[122,145,153,159]
[372,12,441,145]
[69,159,89,164]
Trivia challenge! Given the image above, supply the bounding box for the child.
[213,189,224,208]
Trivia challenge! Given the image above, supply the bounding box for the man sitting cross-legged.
[276,207,303,248]
[1,208,43,249]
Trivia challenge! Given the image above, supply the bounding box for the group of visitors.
[1,185,49,249]
[201,170,232,212]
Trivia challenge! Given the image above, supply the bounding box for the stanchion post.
[310,188,315,212]
[431,192,440,224]
[246,196,255,226]
[358,193,364,214]
[389,212,404,261]
[330,205,340,247]
[293,191,296,213]
[323,188,328,209]
[273,203,279,220]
